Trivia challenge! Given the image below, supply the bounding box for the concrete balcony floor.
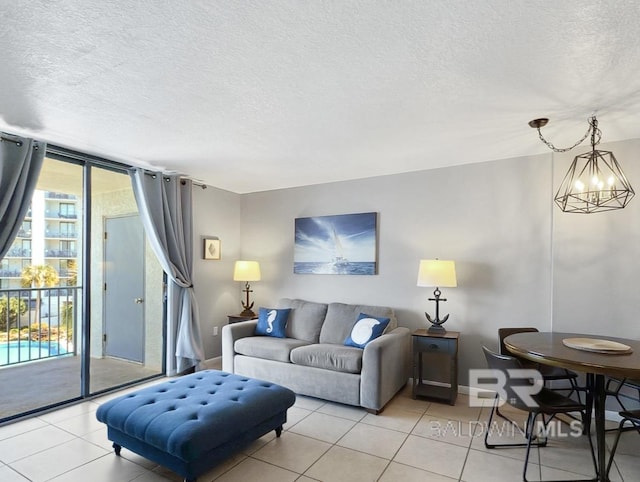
[0,355,161,421]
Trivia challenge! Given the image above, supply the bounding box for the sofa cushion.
[344,313,390,348]
[255,307,291,338]
[235,337,310,363]
[319,302,396,345]
[277,298,328,343]
[290,344,363,374]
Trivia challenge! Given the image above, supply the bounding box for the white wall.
[192,185,243,359]
[238,153,554,386]
[552,138,640,338]
[194,137,640,386]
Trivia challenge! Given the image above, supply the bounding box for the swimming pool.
[0,340,68,366]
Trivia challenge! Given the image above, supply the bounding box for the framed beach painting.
[294,212,378,275]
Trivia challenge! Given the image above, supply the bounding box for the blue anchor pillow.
[255,307,291,338]
[344,312,390,348]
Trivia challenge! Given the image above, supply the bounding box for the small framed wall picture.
[203,238,221,260]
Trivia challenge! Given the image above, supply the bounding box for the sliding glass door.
[0,152,164,422]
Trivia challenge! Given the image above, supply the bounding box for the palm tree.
[21,265,60,325]
[0,296,27,332]
[66,259,78,286]
[60,300,74,341]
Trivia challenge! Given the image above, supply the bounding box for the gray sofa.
[222,298,411,413]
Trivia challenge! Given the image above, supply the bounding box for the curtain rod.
[141,170,207,189]
[2,138,206,187]
[1,134,41,149]
[1,135,21,145]
[186,179,208,190]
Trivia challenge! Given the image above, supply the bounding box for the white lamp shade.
[233,260,261,281]
[417,259,457,288]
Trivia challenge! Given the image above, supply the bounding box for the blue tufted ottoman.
[96,370,296,482]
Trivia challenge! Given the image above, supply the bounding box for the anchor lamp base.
[427,323,447,334]
[424,288,450,334]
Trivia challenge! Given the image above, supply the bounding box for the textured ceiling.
[1,1,640,193]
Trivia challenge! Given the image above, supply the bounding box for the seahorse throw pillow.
[255,307,291,338]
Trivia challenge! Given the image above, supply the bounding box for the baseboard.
[201,357,222,370]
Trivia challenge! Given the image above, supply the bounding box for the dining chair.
[499,328,581,396]
[605,409,640,478]
[482,346,596,482]
[605,377,640,412]
[496,328,585,424]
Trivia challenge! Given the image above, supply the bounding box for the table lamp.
[233,260,261,317]
[417,259,457,333]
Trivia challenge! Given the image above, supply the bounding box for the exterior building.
[0,190,79,290]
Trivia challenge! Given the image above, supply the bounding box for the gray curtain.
[0,134,45,259]
[131,168,204,374]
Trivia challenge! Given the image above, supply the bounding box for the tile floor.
[0,379,638,481]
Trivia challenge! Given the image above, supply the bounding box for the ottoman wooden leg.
[275,426,283,437]
[113,443,122,456]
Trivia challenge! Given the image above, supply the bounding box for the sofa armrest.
[361,326,411,412]
[222,320,258,373]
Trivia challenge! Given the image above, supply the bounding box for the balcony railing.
[0,286,79,366]
[44,212,78,220]
[5,248,31,258]
[45,231,77,239]
[44,192,77,200]
[44,250,77,258]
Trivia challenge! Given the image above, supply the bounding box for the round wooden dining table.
[504,332,640,482]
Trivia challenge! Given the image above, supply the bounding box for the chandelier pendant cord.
[535,115,601,153]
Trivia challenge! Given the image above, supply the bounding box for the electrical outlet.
[213,326,219,336]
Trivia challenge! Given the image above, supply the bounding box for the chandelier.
[529,116,634,214]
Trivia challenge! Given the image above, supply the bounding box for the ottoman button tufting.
[96,370,295,482]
